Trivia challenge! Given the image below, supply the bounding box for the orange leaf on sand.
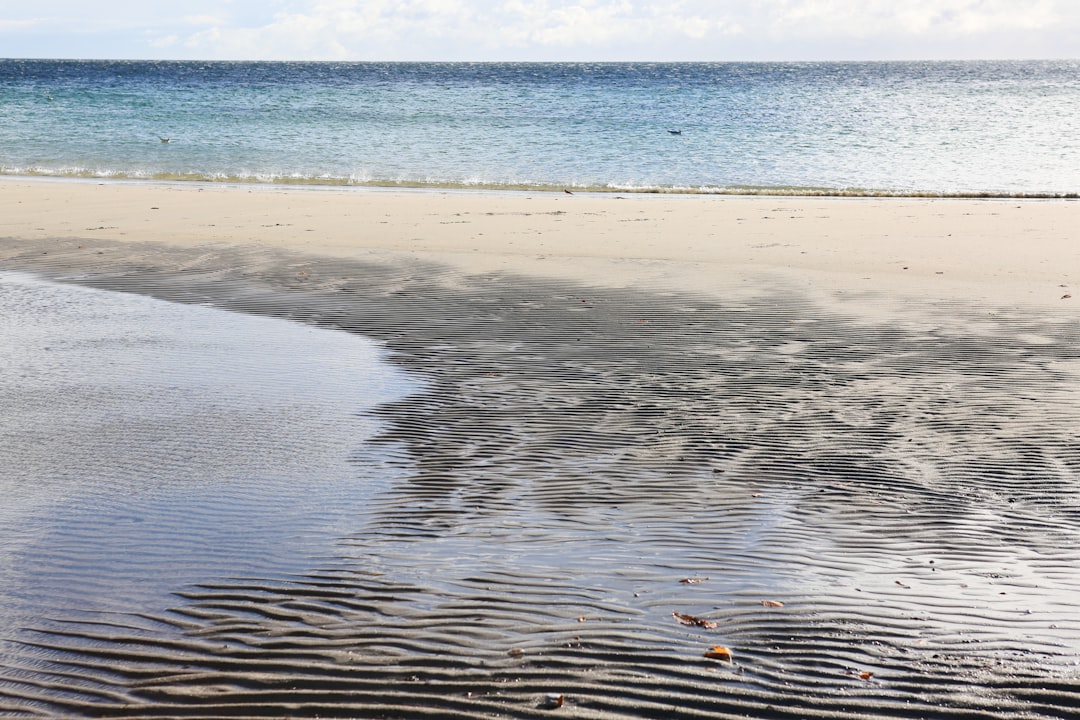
[761,600,785,608]
[673,611,718,629]
[541,693,565,709]
[703,646,734,662]
[860,672,874,680]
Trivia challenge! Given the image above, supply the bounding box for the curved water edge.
[0,271,415,666]
[2,241,1080,718]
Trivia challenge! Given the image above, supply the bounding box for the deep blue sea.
[1,59,1078,196]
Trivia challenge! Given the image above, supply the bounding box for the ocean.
[1,59,1078,196]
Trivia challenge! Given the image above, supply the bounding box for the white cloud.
[170,1,470,59]
[166,1,744,58]
[149,33,180,48]
[511,1,641,46]
[0,19,43,32]
[485,1,734,49]
[763,0,1060,38]
[1,0,1077,60]
[183,15,228,27]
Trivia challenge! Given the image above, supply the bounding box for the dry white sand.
[3,178,1078,312]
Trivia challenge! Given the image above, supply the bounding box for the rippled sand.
[2,186,1080,718]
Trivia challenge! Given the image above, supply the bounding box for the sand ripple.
[2,239,1080,718]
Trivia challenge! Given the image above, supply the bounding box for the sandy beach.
[2,178,1080,718]
[4,178,1079,308]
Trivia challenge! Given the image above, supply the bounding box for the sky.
[1,0,1077,62]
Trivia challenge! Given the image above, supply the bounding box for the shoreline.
[3,177,1079,314]
[4,172,1079,199]
[3,179,1080,718]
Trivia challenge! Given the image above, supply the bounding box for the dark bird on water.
[667,129,682,135]
[159,137,171,143]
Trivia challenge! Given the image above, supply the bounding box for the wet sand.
[2,180,1080,718]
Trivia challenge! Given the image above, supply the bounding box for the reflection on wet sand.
[2,239,1080,718]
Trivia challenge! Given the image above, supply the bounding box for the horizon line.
[3,56,1078,64]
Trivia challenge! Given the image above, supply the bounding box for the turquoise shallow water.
[1,59,1078,196]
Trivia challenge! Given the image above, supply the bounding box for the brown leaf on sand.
[673,611,718,629]
[761,600,785,608]
[703,646,734,662]
[1063,294,1072,299]
[680,577,708,584]
[860,671,874,680]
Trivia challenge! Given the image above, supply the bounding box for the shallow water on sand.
[0,271,412,647]
[4,248,1080,718]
